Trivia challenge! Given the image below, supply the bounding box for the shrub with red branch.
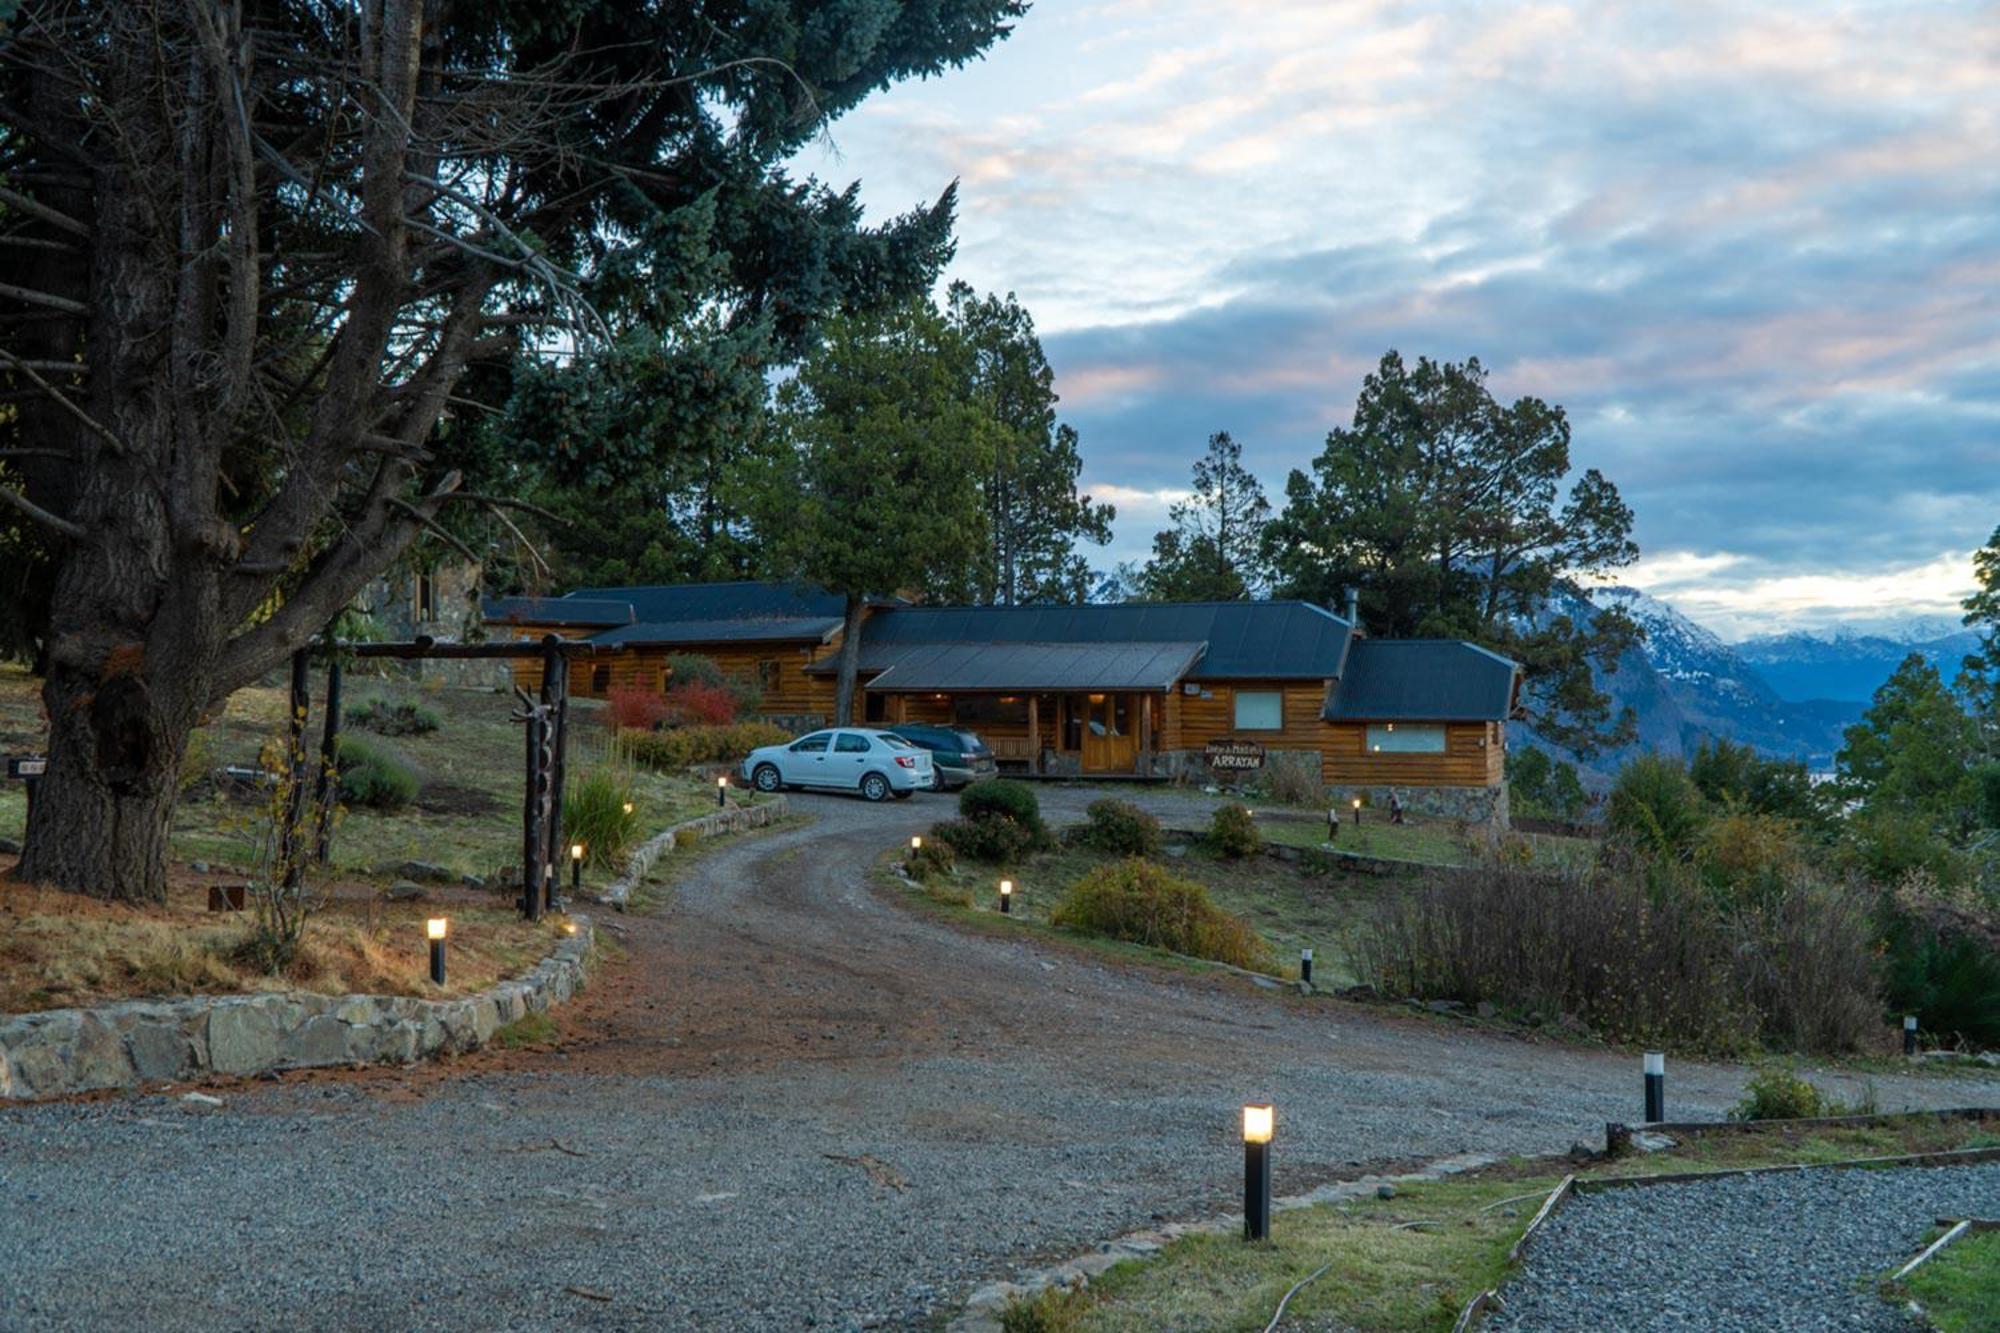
[606,684,670,732]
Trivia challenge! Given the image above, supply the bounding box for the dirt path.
[2,790,1995,1332]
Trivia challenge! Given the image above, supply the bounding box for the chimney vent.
[1344,586,1360,626]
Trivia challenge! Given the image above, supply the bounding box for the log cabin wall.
[491,627,840,716]
[1321,719,1503,787]
[1163,681,1334,754]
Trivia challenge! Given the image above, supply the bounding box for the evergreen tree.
[1836,654,1979,836]
[1262,351,1640,754]
[762,302,996,722]
[1137,432,1270,601]
[942,285,1114,605]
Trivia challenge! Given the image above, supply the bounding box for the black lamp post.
[1643,1052,1665,1123]
[427,917,448,986]
[1242,1103,1273,1242]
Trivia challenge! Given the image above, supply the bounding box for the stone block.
[10,1042,63,1096]
[207,1001,281,1075]
[126,1022,194,1082]
[283,1015,349,1068]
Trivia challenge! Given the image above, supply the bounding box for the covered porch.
[850,639,1204,776]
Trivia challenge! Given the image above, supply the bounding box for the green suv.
[886,724,998,790]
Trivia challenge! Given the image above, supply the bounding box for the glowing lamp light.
[426,917,448,941]
[426,918,448,986]
[716,774,729,808]
[571,842,585,862]
[1242,1103,1274,1145]
[622,801,635,816]
[1351,798,1362,810]
[999,878,1014,914]
[563,921,579,936]
[911,835,923,851]
[1242,1102,1274,1242]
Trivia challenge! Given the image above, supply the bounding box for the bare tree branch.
[0,483,86,539]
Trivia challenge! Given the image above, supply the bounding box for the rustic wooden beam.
[345,636,599,661]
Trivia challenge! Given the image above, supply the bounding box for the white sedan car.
[741,728,937,802]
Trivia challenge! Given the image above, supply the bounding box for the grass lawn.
[0,662,761,883]
[1898,1230,2000,1333]
[895,837,1415,987]
[0,875,568,1011]
[1253,809,1595,871]
[1006,1117,2000,1333]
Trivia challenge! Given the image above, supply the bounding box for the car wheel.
[860,772,890,803]
[752,764,782,793]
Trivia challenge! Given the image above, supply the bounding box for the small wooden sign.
[6,755,46,779]
[1204,739,1265,771]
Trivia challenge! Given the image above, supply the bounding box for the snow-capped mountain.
[1735,624,1982,704]
[1513,585,1863,779]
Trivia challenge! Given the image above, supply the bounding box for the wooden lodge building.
[484,581,1523,825]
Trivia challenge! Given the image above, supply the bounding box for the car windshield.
[954,731,985,753]
[877,733,916,750]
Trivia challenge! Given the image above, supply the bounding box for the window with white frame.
[1233,691,1283,731]
[1366,722,1446,753]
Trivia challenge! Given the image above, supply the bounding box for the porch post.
[1027,694,1041,775]
[1140,693,1154,775]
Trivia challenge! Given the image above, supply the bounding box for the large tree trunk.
[832,593,865,725]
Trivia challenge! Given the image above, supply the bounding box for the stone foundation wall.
[1324,781,1509,831]
[0,920,594,1101]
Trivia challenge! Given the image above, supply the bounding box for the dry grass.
[0,878,564,1013]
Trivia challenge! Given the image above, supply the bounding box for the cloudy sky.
[796,0,2000,639]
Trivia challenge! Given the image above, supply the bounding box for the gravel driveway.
[1489,1163,2000,1331]
[3,787,1995,1331]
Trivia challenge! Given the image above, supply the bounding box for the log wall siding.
[1321,720,1503,787]
[496,626,839,714]
[1162,681,1332,754]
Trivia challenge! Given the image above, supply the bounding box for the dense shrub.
[1079,798,1162,857]
[1208,802,1262,858]
[1508,746,1590,821]
[606,684,670,732]
[1880,893,2000,1049]
[904,837,957,882]
[959,779,1045,834]
[334,734,420,811]
[661,653,725,690]
[562,767,640,871]
[1695,811,1806,895]
[666,681,738,726]
[1258,751,1324,806]
[348,696,442,737]
[1349,860,1886,1055]
[1050,858,1270,971]
[933,815,1038,865]
[1729,1065,1830,1121]
[623,721,793,771]
[1607,755,1707,860]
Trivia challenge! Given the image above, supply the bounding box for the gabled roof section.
[566,581,862,623]
[858,601,1353,680]
[587,617,844,648]
[1324,639,1521,722]
[861,641,1208,692]
[482,596,636,628]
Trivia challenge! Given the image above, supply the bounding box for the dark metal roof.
[861,641,1208,692]
[857,601,1353,680]
[482,596,635,627]
[587,617,844,648]
[1323,639,1521,722]
[566,581,860,623]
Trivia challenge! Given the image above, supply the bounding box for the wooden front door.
[1080,693,1139,773]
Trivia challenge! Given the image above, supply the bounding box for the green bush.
[1000,1281,1092,1333]
[1607,754,1707,860]
[334,734,420,811]
[960,779,1045,834]
[904,838,957,882]
[348,696,442,737]
[1729,1064,1827,1121]
[661,653,725,690]
[622,721,794,771]
[562,767,640,871]
[933,815,1038,865]
[1880,900,2000,1049]
[1080,798,1162,857]
[1208,802,1262,858]
[1051,858,1271,971]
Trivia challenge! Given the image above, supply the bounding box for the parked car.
[885,724,998,790]
[740,728,936,802]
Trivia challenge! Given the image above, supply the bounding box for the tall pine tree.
[1137,432,1271,601]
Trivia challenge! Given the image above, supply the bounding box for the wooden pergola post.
[313,644,343,865]
[281,648,311,887]
[542,641,569,911]
[1139,694,1154,775]
[1027,694,1040,775]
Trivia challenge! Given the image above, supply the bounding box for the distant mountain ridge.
[1735,624,1981,704]
[1509,585,1868,779]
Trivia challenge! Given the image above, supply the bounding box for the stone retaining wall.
[601,796,790,908]
[0,919,594,1101]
